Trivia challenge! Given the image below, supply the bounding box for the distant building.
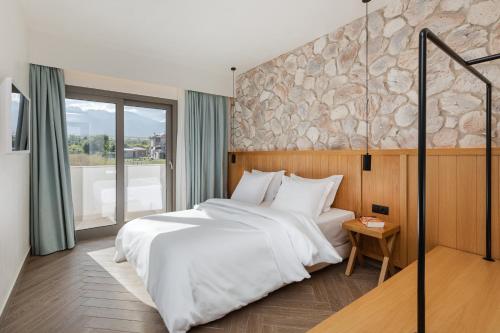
[124,147,147,159]
[149,133,166,159]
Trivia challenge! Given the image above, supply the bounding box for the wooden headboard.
[228,148,500,268]
[228,150,362,215]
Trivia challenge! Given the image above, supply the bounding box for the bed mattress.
[259,202,354,256]
[317,208,354,249]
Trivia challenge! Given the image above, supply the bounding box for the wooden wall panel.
[425,156,440,255]
[493,156,500,258]
[407,155,418,264]
[228,148,500,268]
[438,156,457,249]
[361,154,405,266]
[406,150,500,263]
[457,156,477,253]
[407,155,440,263]
[476,156,486,255]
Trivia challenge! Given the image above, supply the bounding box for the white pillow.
[291,174,343,212]
[252,169,285,202]
[271,176,333,218]
[231,171,274,205]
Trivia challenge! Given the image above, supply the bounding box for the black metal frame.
[230,67,237,164]
[418,28,498,333]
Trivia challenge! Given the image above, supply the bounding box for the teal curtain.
[30,64,75,255]
[185,90,228,208]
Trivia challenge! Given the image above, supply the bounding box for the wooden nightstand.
[342,219,400,286]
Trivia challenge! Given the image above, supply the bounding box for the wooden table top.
[309,246,500,333]
[342,219,400,239]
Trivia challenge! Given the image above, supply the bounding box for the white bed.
[114,199,345,333]
[260,201,354,259]
[317,208,355,259]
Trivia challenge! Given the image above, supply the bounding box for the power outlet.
[372,204,389,215]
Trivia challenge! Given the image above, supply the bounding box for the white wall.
[65,69,179,100]
[0,0,30,316]
[29,29,231,97]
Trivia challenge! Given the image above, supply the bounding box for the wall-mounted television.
[0,78,30,153]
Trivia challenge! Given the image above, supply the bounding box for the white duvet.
[114,199,342,333]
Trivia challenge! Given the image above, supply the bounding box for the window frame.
[65,85,178,240]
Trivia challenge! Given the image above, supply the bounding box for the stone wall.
[233,0,500,151]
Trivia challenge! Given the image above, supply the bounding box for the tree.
[68,144,83,154]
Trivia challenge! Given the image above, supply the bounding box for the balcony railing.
[71,164,166,230]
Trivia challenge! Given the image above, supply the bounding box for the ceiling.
[21,0,388,96]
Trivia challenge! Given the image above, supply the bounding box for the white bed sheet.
[114,199,342,333]
[317,208,354,248]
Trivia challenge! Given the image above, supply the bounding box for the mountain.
[66,106,166,138]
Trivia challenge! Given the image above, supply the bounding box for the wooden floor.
[310,246,500,333]
[0,237,379,333]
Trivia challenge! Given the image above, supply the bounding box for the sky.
[65,98,167,138]
[66,99,166,122]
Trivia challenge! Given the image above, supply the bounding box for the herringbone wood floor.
[0,237,379,333]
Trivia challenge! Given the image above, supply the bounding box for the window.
[65,87,176,234]
[124,104,169,221]
[66,98,117,230]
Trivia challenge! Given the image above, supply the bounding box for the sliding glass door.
[65,87,176,236]
[66,98,118,230]
[124,103,172,221]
